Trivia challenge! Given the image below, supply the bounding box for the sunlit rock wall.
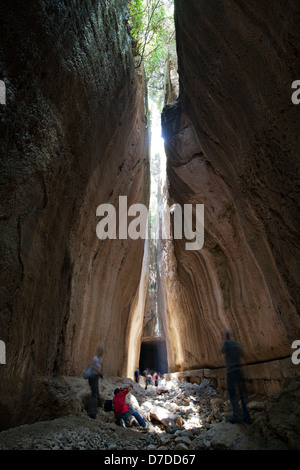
[162,0,300,373]
[0,0,149,429]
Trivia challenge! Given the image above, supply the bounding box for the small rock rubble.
[0,376,259,450]
[0,375,299,450]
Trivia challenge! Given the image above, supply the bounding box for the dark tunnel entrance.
[139,339,168,375]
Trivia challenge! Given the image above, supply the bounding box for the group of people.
[85,329,251,427]
[134,368,160,389]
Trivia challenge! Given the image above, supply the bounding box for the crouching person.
[113,384,147,429]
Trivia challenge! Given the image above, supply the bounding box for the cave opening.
[139,339,168,375]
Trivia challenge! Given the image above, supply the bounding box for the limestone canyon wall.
[0,0,149,429]
[162,0,300,374]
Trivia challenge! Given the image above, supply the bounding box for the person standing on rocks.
[87,346,104,419]
[134,368,140,383]
[113,384,147,429]
[143,368,149,389]
[146,372,152,388]
[221,330,250,424]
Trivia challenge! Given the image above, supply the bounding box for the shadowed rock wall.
[162,0,300,375]
[0,0,149,429]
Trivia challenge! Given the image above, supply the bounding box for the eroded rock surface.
[161,0,300,380]
[1,0,299,436]
[0,0,149,430]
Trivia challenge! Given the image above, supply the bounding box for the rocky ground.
[0,375,299,451]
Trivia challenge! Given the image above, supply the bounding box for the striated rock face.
[161,0,300,374]
[0,0,149,429]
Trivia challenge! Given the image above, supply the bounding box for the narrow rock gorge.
[161,0,300,392]
[0,0,299,444]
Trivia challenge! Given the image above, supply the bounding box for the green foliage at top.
[128,0,175,108]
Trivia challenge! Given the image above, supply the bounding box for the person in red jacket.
[113,384,147,428]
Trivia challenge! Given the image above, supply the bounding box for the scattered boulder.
[248,401,265,411]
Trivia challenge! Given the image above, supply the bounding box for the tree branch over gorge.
[128,0,175,105]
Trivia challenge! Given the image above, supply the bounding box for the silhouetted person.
[143,368,149,389]
[134,368,140,383]
[146,372,152,388]
[87,346,104,419]
[221,331,250,423]
[113,384,147,428]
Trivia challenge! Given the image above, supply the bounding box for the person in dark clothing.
[87,346,104,419]
[146,373,152,388]
[221,330,250,423]
[134,368,140,383]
